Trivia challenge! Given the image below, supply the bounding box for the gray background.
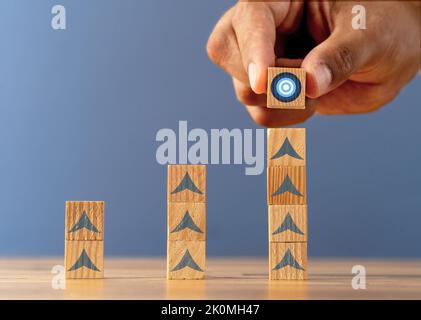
[0,0,420,257]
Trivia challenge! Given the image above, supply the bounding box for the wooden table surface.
[0,257,420,300]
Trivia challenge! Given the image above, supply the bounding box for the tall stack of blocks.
[167,165,206,280]
[65,201,104,279]
[266,67,307,280]
[267,129,307,280]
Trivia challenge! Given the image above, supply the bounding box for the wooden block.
[269,205,307,242]
[267,166,306,205]
[267,128,306,167]
[267,67,306,109]
[270,242,307,280]
[168,165,206,203]
[65,201,104,241]
[65,240,104,279]
[168,202,206,241]
[167,240,205,280]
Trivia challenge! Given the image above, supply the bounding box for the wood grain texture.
[269,205,307,243]
[267,67,306,109]
[270,242,307,280]
[168,202,206,241]
[1,258,421,299]
[65,201,104,241]
[267,128,306,167]
[65,241,104,279]
[167,241,205,280]
[168,165,206,203]
[267,166,306,205]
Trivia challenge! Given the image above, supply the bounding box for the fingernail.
[314,63,332,95]
[248,62,258,92]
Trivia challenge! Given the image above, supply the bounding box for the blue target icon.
[270,72,302,103]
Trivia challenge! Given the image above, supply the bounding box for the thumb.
[232,2,290,94]
[302,29,374,98]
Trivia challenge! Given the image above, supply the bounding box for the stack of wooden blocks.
[167,165,206,280]
[65,201,104,279]
[266,67,307,280]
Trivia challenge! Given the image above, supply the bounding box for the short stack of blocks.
[65,201,104,279]
[267,128,308,280]
[167,165,206,280]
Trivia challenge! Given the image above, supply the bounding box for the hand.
[207,1,420,127]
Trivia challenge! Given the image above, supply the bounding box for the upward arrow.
[68,212,100,234]
[171,211,203,234]
[171,250,203,272]
[272,175,303,197]
[271,137,303,160]
[68,249,100,272]
[171,172,203,195]
[272,213,305,235]
[273,249,305,271]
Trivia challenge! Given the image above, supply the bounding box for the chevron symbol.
[171,173,203,195]
[171,250,203,272]
[171,211,203,234]
[68,249,100,272]
[271,137,303,160]
[273,249,304,271]
[272,175,303,197]
[272,213,304,235]
[68,212,100,234]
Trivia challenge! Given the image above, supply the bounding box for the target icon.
[270,72,302,103]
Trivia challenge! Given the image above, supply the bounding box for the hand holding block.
[269,205,307,242]
[267,166,306,205]
[267,128,306,167]
[267,68,306,109]
[270,242,307,280]
[65,201,104,240]
[167,241,205,280]
[168,202,206,241]
[65,240,104,279]
[168,165,206,203]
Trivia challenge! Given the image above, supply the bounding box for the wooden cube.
[269,205,307,242]
[168,165,206,203]
[167,241,205,280]
[267,67,306,109]
[65,201,104,241]
[65,240,104,279]
[168,202,206,241]
[270,242,307,280]
[267,128,306,167]
[267,166,306,205]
